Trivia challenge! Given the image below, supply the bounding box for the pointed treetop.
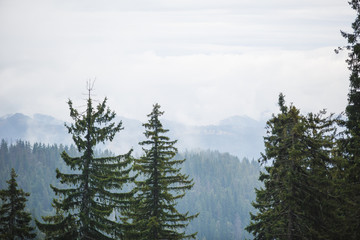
[148,103,164,117]
[10,168,17,182]
[278,93,288,113]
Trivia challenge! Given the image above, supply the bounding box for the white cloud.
[0,0,354,125]
[103,48,348,125]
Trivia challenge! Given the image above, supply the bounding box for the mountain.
[0,113,70,145]
[0,113,265,159]
[0,113,31,140]
[162,116,265,159]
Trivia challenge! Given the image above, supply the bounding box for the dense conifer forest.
[0,140,261,239]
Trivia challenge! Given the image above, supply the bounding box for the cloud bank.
[0,0,354,125]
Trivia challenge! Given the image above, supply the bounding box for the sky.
[0,0,356,126]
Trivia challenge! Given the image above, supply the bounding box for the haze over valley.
[0,112,265,160]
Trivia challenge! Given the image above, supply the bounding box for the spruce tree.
[0,168,36,240]
[246,94,338,239]
[336,0,360,238]
[128,103,198,240]
[36,85,133,239]
[301,111,341,239]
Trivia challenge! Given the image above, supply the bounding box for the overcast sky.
[0,0,355,125]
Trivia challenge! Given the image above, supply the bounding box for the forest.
[0,140,261,239]
[1,1,360,239]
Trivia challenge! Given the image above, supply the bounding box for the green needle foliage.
[246,94,339,239]
[127,103,198,240]
[336,1,360,238]
[36,85,133,240]
[0,168,36,240]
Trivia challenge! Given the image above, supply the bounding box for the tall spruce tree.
[36,84,133,239]
[246,94,338,239]
[0,168,36,240]
[127,103,198,240]
[336,0,360,238]
[302,111,341,239]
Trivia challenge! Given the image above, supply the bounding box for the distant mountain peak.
[1,113,30,120]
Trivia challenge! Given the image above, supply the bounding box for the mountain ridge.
[0,113,265,159]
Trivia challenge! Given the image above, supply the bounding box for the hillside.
[0,140,261,240]
[0,113,265,159]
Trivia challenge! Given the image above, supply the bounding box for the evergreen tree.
[300,111,341,239]
[36,85,133,239]
[0,140,8,170]
[0,168,36,240]
[336,0,360,238]
[128,103,198,240]
[246,94,338,239]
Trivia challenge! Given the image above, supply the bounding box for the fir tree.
[246,94,338,239]
[36,84,133,239]
[128,103,198,240]
[0,168,36,240]
[336,0,360,238]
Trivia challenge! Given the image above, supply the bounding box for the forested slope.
[0,139,261,239]
[178,150,261,240]
[0,140,112,220]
